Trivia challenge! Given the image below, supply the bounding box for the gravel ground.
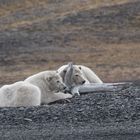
[0,82,140,140]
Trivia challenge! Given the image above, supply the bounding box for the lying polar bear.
[58,63,103,89]
[25,71,72,104]
[58,63,103,95]
[0,81,41,107]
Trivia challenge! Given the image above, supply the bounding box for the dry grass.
[0,0,130,15]
[0,0,139,84]
[0,43,139,84]
[0,0,129,30]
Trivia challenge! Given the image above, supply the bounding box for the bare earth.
[0,0,140,139]
[0,0,140,84]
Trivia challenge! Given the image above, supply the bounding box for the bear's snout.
[63,86,67,90]
[82,80,86,84]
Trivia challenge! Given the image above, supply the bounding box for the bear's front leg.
[48,92,73,104]
[71,86,80,96]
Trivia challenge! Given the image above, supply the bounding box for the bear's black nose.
[64,87,71,93]
[82,80,86,84]
[63,86,67,90]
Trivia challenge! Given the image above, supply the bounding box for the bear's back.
[0,81,41,107]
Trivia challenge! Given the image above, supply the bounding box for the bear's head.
[71,66,86,86]
[46,72,67,92]
[61,63,86,89]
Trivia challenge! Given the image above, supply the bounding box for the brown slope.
[0,0,140,84]
[0,0,130,30]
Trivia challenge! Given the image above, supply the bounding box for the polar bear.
[58,63,103,88]
[58,63,87,90]
[25,71,72,104]
[0,81,41,107]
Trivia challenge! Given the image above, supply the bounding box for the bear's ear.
[79,66,82,70]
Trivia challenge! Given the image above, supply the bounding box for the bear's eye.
[79,67,82,70]
[57,81,60,83]
[63,70,67,73]
[75,74,79,77]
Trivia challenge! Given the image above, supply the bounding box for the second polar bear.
[0,81,41,107]
[25,71,72,104]
[58,63,103,88]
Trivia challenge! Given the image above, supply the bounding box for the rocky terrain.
[0,82,140,140]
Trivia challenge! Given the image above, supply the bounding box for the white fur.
[0,81,41,107]
[25,71,72,104]
[77,65,103,83]
[58,64,103,86]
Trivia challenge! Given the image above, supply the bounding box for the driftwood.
[64,62,74,88]
[62,62,132,95]
[71,82,132,95]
